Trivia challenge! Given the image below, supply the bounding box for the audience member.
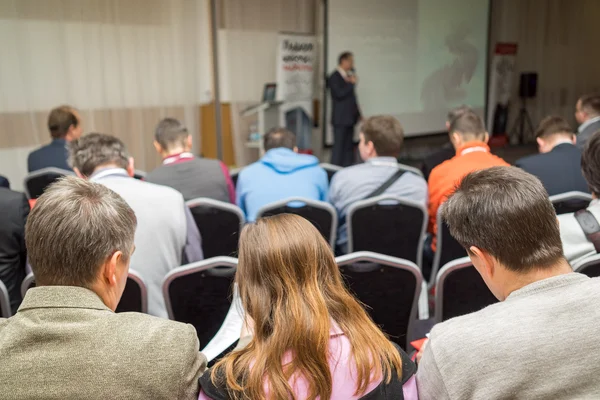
[146,118,235,203]
[199,214,417,399]
[575,93,600,149]
[0,177,206,399]
[0,175,9,188]
[69,133,203,318]
[329,115,427,252]
[516,116,588,195]
[28,105,82,172]
[421,105,472,180]
[559,130,600,265]
[427,111,508,252]
[0,187,29,314]
[417,166,600,399]
[236,128,328,221]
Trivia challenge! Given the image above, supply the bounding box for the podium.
[242,101,283,156]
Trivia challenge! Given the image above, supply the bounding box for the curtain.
[0,0,212,190]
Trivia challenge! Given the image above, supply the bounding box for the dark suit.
[421,143,455,181]
[515,143,589,196]
[0,175,9,189]
[576,118,600,150]
[329,70,360,167]
[0,188,29,314]
[27,138,72,172]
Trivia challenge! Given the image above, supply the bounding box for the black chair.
[429,207,467,287]
[115,270,148,313]
[347,196,427,267]
[549,191,592,215]
[319,163,342,183]
[256,198,337,248]
[573,254,600,278]
[21,271,148,313]
[434,257,498,323]
[133,170,147,180]
[230,168,241,188]
[23,167,75,199]
[0,279,11,318]
[163,257,237,348]
[187,198,245,258]
[336,251,422,350]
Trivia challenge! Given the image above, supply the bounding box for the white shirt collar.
[578,116,600,133]
[337,66,348,79]
[89,167,129,181]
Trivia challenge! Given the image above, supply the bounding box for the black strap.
[574,210,600,253]
[364,169,406,200]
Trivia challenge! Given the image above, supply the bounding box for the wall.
[490,0,600,142]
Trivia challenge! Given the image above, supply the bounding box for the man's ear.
[293,146,299,153]
[126,157,135,177]
[469,246,495,279]
[74,167,86,179]
[102,251,122,287]
[536,137,544,148]
[186,135,193,150]
[153,140,163,155]
[483,132,490,143]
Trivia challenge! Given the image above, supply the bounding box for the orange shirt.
[428,141,509,249]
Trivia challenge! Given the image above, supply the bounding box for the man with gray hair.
[69,133,203,318]
[0,177,206,399]
[146,118,235,203]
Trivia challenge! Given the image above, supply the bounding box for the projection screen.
[325,0,490,143]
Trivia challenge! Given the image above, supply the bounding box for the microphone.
[347,68,356,77]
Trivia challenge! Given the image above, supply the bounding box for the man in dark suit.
[575,93,600,150]
[0,175,9,189]
[0,187,29,314]
[329,52,361,167]
[27,105,83,172]
[516,116,588,196]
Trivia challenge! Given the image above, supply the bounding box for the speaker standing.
[329,52,361,167]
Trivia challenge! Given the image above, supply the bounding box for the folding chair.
[429,207,467,287]
[573,253,600,278]
[23,167,75,199]
[0,279,11,318]
[549,191,593,215]
[319,163,343,183]
[115,269,148,313]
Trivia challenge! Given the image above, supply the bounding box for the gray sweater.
[417,273,600,399]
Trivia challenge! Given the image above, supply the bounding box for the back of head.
[535,116,573,140]
[25,176,137,287]
[263,127,296,151]
[448,110,487,142]
[578,93,600,119]
[338,51,353,66]
[154,118,189,151]
[69,133,130,177]
[213,214,402,399]
[361,115,404,157]
[582,130,600,195]
[442,166,563,272]
[48,106,79,139]
[446,105,472,125]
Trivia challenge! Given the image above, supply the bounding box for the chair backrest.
[319,163,343,183]
[430,207,467,287]
[434,257,498,323]
[347,196,426,267]
[336,251,422,350]
[549,191,593,215]
[573,253,600,278]
[187,198,245,258]
[396,162,425,178]
[23,167,75,199]
[115,269,148,313]
[163,257,237,348]
[0,279,11,318]
[133,170,147,180]
[256,197,337,248]
[230,167,241,188]
[21,271,148,313]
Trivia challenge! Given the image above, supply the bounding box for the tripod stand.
[510,97,535,144]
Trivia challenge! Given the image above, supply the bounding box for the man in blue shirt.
[236,128,328,221]
[28,106,83,172]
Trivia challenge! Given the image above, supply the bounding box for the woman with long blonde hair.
[199,214,417,399]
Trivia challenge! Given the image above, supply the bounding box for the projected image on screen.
[326,0,489,142]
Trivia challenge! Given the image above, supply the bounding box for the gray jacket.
[577,117,600,149]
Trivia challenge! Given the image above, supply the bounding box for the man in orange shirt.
[428,110,509,251]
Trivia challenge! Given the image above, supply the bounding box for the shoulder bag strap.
[364,168,406,200]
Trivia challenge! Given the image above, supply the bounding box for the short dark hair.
[442,166,563,272]
[361,115,404,157]
[338,51,353,65]
[154,118,189,151]
[446,105,472,124]
[264,127,296,151]
[535,116,573,139]
[69,133,130,177]
[48,106,79,139]
[449,110,486,141]
[581,130,600,195]
[25,176,137,287]
[579,93,600,117]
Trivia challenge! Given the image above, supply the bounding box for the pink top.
[199,323,418,399]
